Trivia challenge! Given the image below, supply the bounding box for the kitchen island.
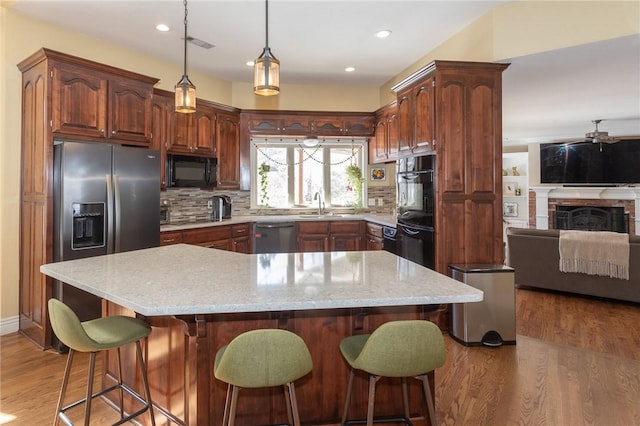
[41,244,482,425]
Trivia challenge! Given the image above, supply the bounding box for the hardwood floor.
[1,288,639,425]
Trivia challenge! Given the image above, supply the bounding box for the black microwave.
[167,154,217,188]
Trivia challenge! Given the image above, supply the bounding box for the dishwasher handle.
[254,222,295,229]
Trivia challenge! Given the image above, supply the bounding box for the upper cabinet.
[244,111,374,137]
[314,115,374,137]
[216,111,241,189]
[370,102,398,164]
[396,76,436,156]
[168,100,217,156]
[49,56,156,145]
[151,91,173,190]
[246,115,314,135]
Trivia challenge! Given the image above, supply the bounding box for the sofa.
[506,227,640,303]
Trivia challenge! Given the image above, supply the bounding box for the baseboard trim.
[0,316,19,336]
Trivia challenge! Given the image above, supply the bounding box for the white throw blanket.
[559,230,630,280]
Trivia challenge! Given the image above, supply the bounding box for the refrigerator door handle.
[114,175,121,252]
[106,174,114,254]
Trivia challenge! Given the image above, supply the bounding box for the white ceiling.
[9,1,640,146]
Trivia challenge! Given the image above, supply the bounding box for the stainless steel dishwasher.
[253,222,297,253]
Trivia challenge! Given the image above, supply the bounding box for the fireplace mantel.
[530,186,640,235]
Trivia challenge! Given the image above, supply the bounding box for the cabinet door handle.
[111,130,116,135]
[162,238,176,243]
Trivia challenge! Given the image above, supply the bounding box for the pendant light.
[175,0,196,113]
[254,0,280,96]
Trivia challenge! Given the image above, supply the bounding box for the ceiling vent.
[186,36,214,50]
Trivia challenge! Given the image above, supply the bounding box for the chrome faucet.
[313,191,325,215]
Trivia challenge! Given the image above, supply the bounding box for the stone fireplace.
[529,187,640,235]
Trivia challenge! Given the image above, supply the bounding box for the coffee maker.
[210,195,232,221]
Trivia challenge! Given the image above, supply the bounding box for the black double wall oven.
[396,155,435,270]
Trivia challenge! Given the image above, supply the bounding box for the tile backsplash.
[161,187,395,225]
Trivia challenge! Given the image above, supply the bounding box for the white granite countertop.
[161,214,397,232]
[40,244,482,317]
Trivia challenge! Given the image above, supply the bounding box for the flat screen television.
[539,139,640,185]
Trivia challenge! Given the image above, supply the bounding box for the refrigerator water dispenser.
[72,202,105,249]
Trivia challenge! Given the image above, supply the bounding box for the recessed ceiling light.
[155,23,170,32]
[345,67,355,73]
[246,60,255,67]
[375,29,392,39]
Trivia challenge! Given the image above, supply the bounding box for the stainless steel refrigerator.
[53,141,160,326]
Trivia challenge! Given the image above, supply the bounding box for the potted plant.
[258,162,270,206]
[345,164,364,209]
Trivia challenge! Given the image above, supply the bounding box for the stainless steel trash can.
[449,264,516,346]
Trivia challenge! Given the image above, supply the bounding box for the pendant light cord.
[183,0,188,76]
[265,0,269,49]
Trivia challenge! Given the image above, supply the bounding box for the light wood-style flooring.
[1,288,639,425]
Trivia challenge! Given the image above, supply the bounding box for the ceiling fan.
[582,119,621,144]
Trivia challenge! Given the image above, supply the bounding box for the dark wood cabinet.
[297,220,364,252]
[160,230,183,246]
[243,111,374,138]
[315,115,374,137]
[396,79,436,156]
[51,62,107,139]
[370,102,398,164]
[245,115,313,135]
[216,112,241,189]
[343,116,375,136]
[392,60,508,274]
[182,226,232,250]
[297,221,330,252]
[168,101,216,156]
[365,222,384,250]
[17,48,158,348]
[51,61,154,144]
[151,91,173,190]
[231,224,252,253]
[160,223,252,254]
[329,220,363,251]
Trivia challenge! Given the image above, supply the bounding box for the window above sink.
[251,137,368,211]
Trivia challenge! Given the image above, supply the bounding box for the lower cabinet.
[329,221,364,251]
[365,222,384,250]
[163,220,383,255]
[296,222,330,252]
[182,226,232,250]
[162,223,253,254]
[230,224,252,253]
[160,230,183,246]
[297,220,364,253]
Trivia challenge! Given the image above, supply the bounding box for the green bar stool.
[213,329,314,426]
[48,298,156,426]
[339,320,446,426]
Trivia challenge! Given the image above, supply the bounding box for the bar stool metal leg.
[116,347,124,420]
[136,341,156,426]
[287,382,302,426]
[402,378,410,419]
[419,374,436,426]
[54,349,75,426]
[341,370,355,425]
[84,352,97,426]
